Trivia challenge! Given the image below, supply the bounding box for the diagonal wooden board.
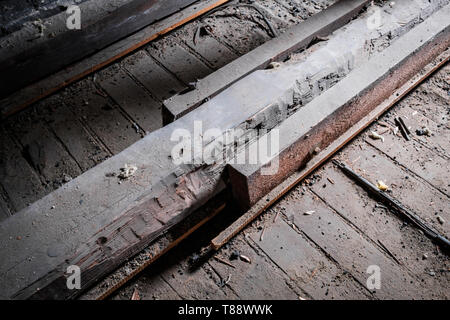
[1,2,448,301]
[0,0,230,119]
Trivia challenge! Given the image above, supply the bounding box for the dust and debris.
[267,62,281,69]
[239,254,251,264]
[436,215,445,225]
[416,126,432,137]
[369,131,385,142]
[131,288,140,300]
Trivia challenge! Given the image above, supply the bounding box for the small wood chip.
[214,256,236,269]
[260,226,266,241]
[131,288,140,300]
[369,131,385,142]
[239,254,251,264]
[376,180,389,191]
[273,211,280,223]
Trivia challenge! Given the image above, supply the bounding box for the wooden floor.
[0,0,448,300]
[110,64,450,300]
[0,0,334,220]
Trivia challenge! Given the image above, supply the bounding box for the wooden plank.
[97,65,163,133]
[10,115,82,186]
[310,164,450,299]
[403,64,450,126]
[110,274,181,300]
[64,80,141,154]
[0,195,11,222]
[43,99,111,172]
[0,127,48,212]
[339,145,449,238]
[388,105,450,158]
[159,258,233,300]
[147,43,212,84]
[250,219,370,299]
[183,24,239,69]
[0,0,231,118]
[123,51,187,101]
[208,236,300,300]
[162,0,371,122]
[0,0,198,99]
[366,128,450,195]
[286,190,432,299]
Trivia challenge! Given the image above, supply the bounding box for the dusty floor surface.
[0,0,448,299]
[111,64,450,300]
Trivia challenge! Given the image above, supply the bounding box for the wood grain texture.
[0,0,230,118]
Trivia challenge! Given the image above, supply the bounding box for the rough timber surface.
[0,0,448,301]
[86,7,449,299]
[162,0,371,122]
[111,59,450,302]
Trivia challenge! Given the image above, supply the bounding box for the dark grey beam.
[0,0,197,99]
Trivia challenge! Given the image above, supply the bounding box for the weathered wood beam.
[0,0,230,119]
[0,0,198,99]
[211,49,450,251]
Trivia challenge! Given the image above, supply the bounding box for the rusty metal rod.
[395,117,410,141]
[333,160,450,252]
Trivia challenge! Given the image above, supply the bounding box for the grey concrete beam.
[227,4,450,209]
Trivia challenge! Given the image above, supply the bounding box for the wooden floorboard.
[208,235,301,300]
[310,163,449,299]
[249,219,370,299]
[147,42,213,84]
[97,65,163,134]
[340,145,449,237]
[0,0,231,118]
[0,0,198,99]
[123,51,187,102]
